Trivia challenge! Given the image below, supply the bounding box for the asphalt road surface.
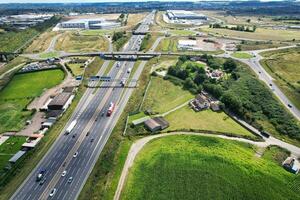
[11,11,156,200]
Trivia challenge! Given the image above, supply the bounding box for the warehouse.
[166,10,207,20]
[60,18,121,29]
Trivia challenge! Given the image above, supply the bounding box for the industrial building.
[60,18,121,29]
[164,10,207,25]
[166,10,207,20]
[178,40,199,51]
[0,14,53,30]
[47,92,74,110]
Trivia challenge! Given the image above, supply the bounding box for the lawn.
[0,69,64,133]
[231,52,254,59]
[0,137,26,174]
[55,32,109,53]
[121,135,300,200]
[141,77,194,114]
[165,106,254,138]
[201,26,300,41]
[260,47,300,110]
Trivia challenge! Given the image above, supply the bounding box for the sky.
[0,0,291,3]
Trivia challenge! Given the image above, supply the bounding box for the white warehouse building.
[60,18,121,29]
[166,10,207,21]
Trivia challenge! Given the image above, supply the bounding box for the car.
[91,138,94,142]
[62,170,67,177]
[288,104,293,108]
[86,131,90,136]
[72,134,77,138]
[73,152,78,158]
[39,178,46,185]
[68,177,73,183]
[127,68,132,73]
[101,112,105,117]
[49,188,57,197]
[269,83,272,86]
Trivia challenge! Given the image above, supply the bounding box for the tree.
[223,59,237,72]
[194,73,206,85]
[220,92,242,114]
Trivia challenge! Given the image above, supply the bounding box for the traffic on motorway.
[11,11,155,200]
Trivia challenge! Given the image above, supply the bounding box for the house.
[190,94,210,112]
[282,157,299,174]
[144,117,169,132]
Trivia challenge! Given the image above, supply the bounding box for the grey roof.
[153,117,169,129]
[9,150,27,163]
[48,93,71,107]
[144,119,161,131]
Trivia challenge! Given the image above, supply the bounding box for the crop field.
[0,137,26,174]
[260,47,300,109]
[201,26,300,41]
[231,52,254,59]
[121,135,300,200]
[24,31,58,53]
[0,69,64,133]
[141,77,193,114]
[55,32,109,53]
[165,106,254,138]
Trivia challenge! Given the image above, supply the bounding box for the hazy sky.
[0,0,275,3]
[0,0,287,3]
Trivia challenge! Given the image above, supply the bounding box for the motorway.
[11,11,155,200]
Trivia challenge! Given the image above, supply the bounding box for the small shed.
[144,119,161,132]
[9,150,27,163]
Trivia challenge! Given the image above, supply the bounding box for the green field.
[201,26,300,41]
[165,106,254,138]
[169,29,196,36]
[260,47,300,110]
[0,69,64,133]
[0,137,26,174]
[232,52,254,59]
[55,32,109,53]
[121,135,300,200]
[39,51,59,59]
[141,77,193,114]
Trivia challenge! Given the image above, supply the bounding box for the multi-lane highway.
[11,11,155,200]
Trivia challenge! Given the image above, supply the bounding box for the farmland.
[260,47,300,110]
[121,135,300,200]
[55,32,109,53]
[0,69,64,133]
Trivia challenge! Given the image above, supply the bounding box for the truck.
[107,102,115,117]
[36,169,46,182]
[65,120,77,135]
